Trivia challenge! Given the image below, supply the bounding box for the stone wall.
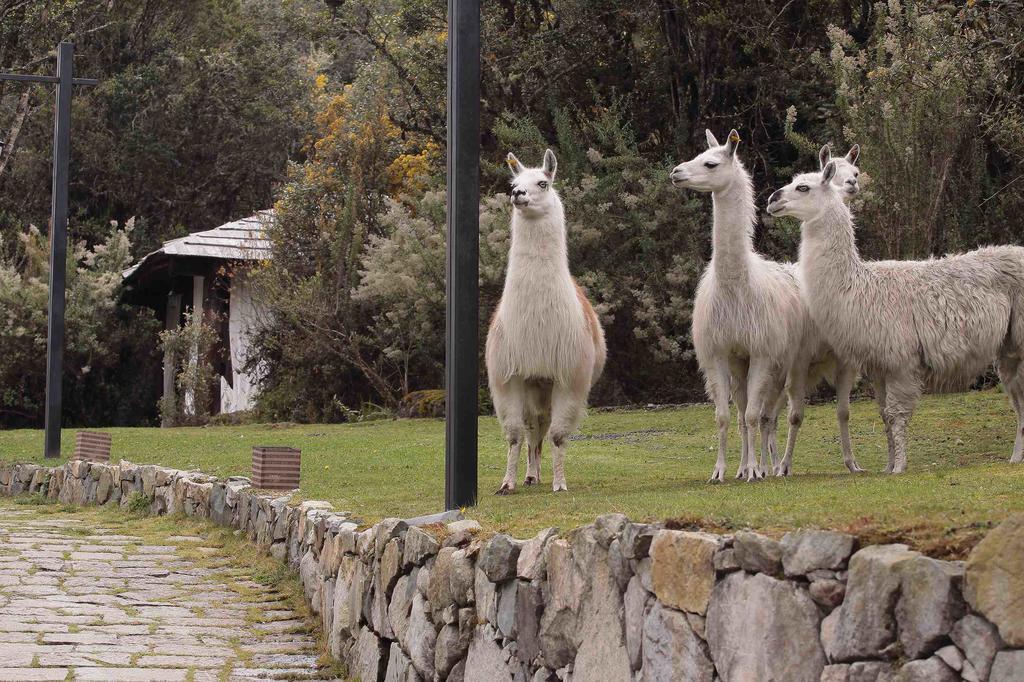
[1,459,1022,682]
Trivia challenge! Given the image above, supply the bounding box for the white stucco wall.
[220,269,264,414]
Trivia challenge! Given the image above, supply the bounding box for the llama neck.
[710,168,755,281]
[799,199,863,285]
[507,200,571,280]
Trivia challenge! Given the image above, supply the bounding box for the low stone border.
[1,459,1021,682]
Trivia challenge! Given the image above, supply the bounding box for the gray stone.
[706,571,825,682]
[404,509,464,526]
[351,626,386,682]
[372,518,408,561]
[593,513,629,547]
[620,523,658,560]
[388,573,416,647]
[965,513,1024,647]
[517,528,558,580]
[405,592,436,680]
[496,580,519,639]
[435,610,473,680]
[449,548,475,607]
[934,644,963,671]
[479,534,522,583]
[384,642,419,682]
[650,530,720,615]
[895,657,956,682]
[380,537,404,596]
[781,530,857,576]
[950,614,1003,681]
[828,544,919,661]
[624,576,651,671]
[474,566,498,625]
[403,526,440,567]
[809,579,846,608]
[821,664,850,682]
[733,531,783,575]
[990,650,1024,682]
[513,581,544,665]
[572,541,632,682]
[641,602,713,682]
[895,556,965,659]
[446,519,482,535]
[428,547,458,621]
[713,547,740,573]
[465,625,513,682]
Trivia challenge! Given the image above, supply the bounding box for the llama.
[768,160,1024,472]
[769,143,866,477]
[486,149,607,494]
[672,129,804,482]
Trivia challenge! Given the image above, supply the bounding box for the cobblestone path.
[0,503,340,681]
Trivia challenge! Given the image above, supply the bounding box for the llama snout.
[511,188,530,207]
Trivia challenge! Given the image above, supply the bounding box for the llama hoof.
[495,484,515,496]
[708,465,726,483]
[523,476,539,486]
[742,467,762,482]
[552,482,568,493]
[846,462,866,473]
[774,466,791,477]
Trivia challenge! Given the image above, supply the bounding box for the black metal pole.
[43,43,73,459]
[445,0,480,510]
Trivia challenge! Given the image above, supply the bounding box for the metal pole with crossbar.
[444,0,480,510]
[0,42,97,459]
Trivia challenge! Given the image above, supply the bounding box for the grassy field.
[2,389,1023,557]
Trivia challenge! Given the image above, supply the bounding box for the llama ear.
[845,144,860,165]
[506,153,525,176]
[725,129,740,157]
[822,160,837,185]
[705,129,720,148]
[542,149,557,179]
[818,144,832,170]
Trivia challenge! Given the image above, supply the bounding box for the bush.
[158,311,220,427]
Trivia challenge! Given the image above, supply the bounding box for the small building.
[122,211,272,418]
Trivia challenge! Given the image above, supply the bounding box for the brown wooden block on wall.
[74,431,112,463]
[252,446,301,491]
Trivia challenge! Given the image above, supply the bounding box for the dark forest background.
[1,0,1022,425]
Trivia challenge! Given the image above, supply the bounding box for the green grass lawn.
[2,389,1023,557]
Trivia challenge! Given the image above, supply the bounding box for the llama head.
[507,149,559,218]
[669,129,743,193]
[819,144,861,199]
[766,161,844,222]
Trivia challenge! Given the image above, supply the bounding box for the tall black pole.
[43,43,73,459]
[445,0,480,510]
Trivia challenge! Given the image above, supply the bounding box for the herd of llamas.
[486,131,1024,494]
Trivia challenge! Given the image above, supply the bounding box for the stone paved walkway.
[0,504,339,681]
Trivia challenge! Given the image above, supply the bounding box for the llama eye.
[854,172,859,177]
[538,181,548,189]
[796,185,809,192]
[703,162,719,169]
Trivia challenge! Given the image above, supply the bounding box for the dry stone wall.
[1,459,1022,682]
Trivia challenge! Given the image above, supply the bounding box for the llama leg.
[526,389,552,485]
[548,381,587,493]
[996,357,1024,463]
[883,375,920,474]
[732,361,751,480]
[493,377,527,495]
[875,378,897,473]
[741,357,773,482]
[777,364,807,477]
[836,362,864,473]
[759,378,784,475]
[707,359,732,484]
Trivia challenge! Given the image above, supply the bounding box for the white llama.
[672,130,804,482]
[770,142,865,477]
[768,160,1024,472]
[486,149,607,494]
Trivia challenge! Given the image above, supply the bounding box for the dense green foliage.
[0,0,327,425]
[253,0,1024,420]
[2,0,1023,423]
